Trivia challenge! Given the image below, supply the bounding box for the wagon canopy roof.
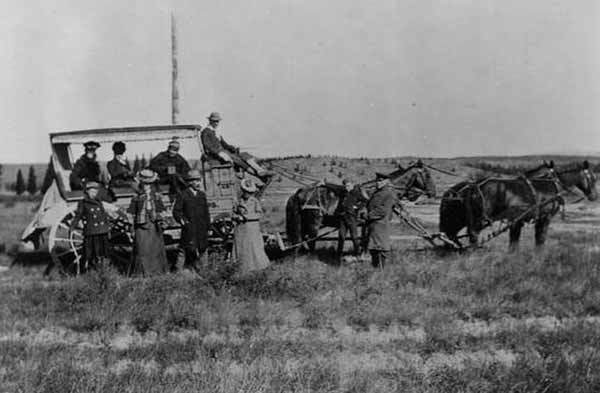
[50,124,203,145]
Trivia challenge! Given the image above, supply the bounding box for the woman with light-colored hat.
[127,169,169,276]
[232,178,270,274]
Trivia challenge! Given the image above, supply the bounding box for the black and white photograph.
[1,1,600,391]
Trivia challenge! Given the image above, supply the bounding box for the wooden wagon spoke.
[52,237,76,243]
[54,248,81,258]
[58,223,72,231]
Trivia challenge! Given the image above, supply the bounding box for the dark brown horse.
[286,162,436,251]
[440,161,597,249]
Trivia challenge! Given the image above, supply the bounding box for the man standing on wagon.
[366,172,400,268]
[201,112,273,184]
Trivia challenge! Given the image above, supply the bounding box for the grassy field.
[1,157,600,392]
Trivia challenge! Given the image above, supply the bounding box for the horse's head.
[555,161,598,201]
[391,163,436,201]
[576,161,597,201]
[525,160,556,179]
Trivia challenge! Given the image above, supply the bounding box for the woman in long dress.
[232,179,271,274]
[127,169,169,276]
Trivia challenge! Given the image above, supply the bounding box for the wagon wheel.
[108,210,134,274]
[209,213,235,260]
[47,208,134,275]
[48,209,85,275]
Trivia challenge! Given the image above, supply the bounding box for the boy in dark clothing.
[69,181,111,270]
[173,169,210,272]
[336,179,368,260]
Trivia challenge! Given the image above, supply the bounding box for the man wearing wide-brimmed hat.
[173,169,210,272]
[365,172,400,268]
[70,141,103,191]
[148,137,191,193]
[201,112,273,184]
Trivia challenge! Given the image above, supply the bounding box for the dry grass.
[1,158,600,392]
[2,230,600,392]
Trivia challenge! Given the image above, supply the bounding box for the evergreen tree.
[133,155,141,173]
[140,155,147,169]
[15,169,25,195]
[27,166,37,195]
[41,159,55,193]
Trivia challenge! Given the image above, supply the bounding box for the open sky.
[2,0,599,163]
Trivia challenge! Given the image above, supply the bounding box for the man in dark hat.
[149,137,191,193]
[107,141,136,189]
[70,141,102,191]
[365,172,400,268]
[201,112,273,183]
[173,169,210,273]
[336,178,368,262]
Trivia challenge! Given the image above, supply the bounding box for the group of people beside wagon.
[66,109,401,274]
[68,112,272,276]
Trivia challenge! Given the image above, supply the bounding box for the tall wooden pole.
[171,12,179,125]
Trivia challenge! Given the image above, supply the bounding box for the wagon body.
[23,124,240,273]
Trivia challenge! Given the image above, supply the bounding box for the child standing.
[70,181,111,269]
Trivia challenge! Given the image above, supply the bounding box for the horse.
[440,160,597,249]
[285,161,436,251]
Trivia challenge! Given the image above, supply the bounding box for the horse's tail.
[439,188,465,240]
[285,192,303,245]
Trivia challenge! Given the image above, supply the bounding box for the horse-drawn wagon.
[21,125,241,274]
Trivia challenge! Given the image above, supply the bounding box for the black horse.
[440,160,597,249]
[286,162,436,251]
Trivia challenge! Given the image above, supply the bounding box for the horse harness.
[450,175,562,228]
[301,186,327,215]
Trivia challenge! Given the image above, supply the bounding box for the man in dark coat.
[107,141,136,189]
[70,141,102,190]
[201,112,273,184]
[173,169,210,272]
[336,178,368,261]
[149,138,191,195]
[366,172,400,268]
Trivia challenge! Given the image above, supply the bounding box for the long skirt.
[83,233,110,264]
[132,223,168,276]
[233,221,270,275]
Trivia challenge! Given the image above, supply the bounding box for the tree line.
[466,161,600,175]
[2,154,154,196]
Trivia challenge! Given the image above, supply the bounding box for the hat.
[207,112,222,122]
[112,141,126,154]
[138,169,158,184]
[375,172,390,180]
[186,169,203,181]
[240,178,257,193]
[168,138,180,150]
[84,141,100,151]
[85,181,100,190]
[342,178,354,185]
